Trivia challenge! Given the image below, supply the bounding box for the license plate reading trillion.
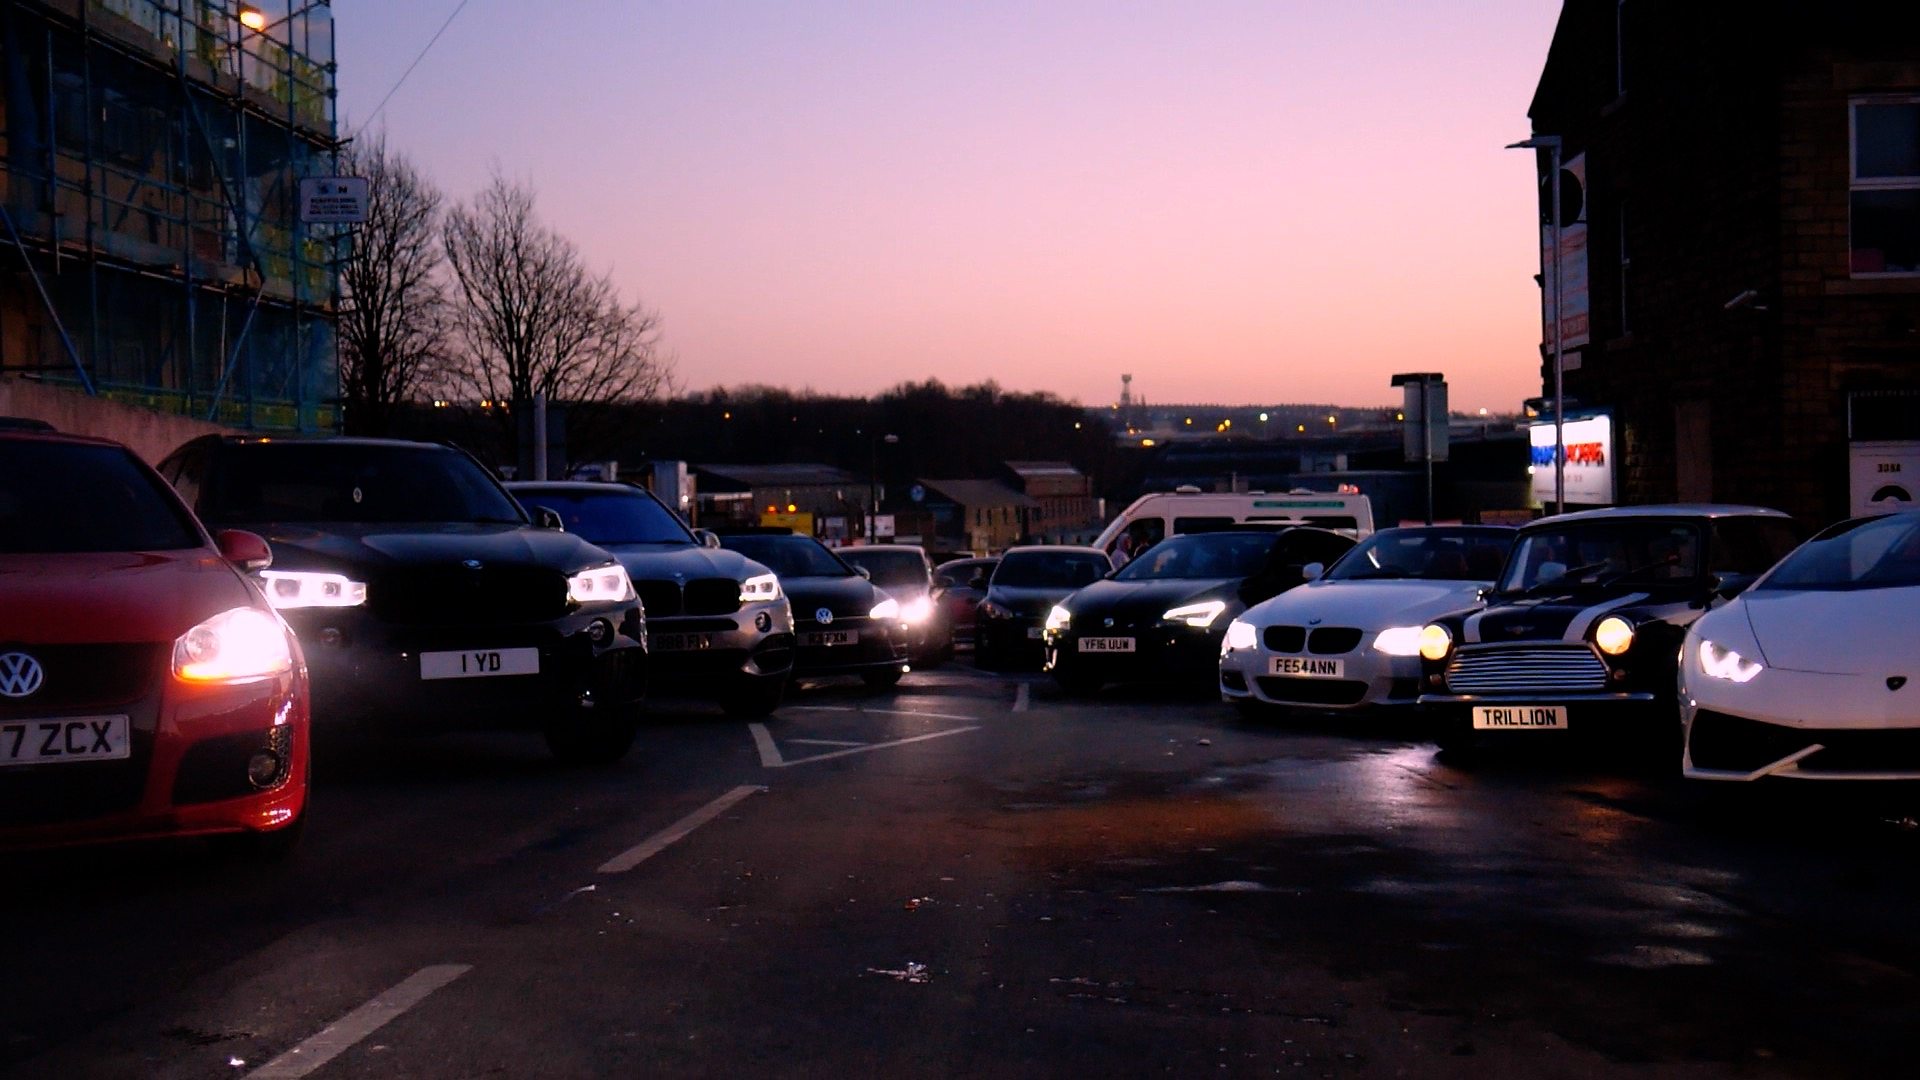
[421,648,540,680]
[1472,705,1566,730]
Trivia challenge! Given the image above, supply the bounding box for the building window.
[1850,97,1920,276]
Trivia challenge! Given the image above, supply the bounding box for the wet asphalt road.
[7,664,1920,1079]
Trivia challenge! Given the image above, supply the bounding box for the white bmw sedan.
[1219,526,1515,715]
[1682,510,1920,781]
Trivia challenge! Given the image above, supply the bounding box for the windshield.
[720,534,854,578]
[1759,513,1920,591]
[1325,527,1512,582]
[1499,520,1704,594]
[512,487,691,544]
[993,551,1108,588]
[1114,533,1282,581]
[0,440,202,553]
[840,549,929,588]
[201,443,525,526]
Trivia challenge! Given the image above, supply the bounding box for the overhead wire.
[349,0,474,139]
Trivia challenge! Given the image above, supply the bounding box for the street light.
[1508,133,1566,515]
[238,4,269,31]
[868,432,898,539]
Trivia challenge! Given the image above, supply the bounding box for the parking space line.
[788,705,980,721]
[598,785,765,874]
[1013,683,1030,712]
[788,738,867,747]
[748,723,978,768]
[245,964,471,1079]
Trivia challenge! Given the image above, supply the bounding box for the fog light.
[755,611,773,632]
[247,750,282,789]
[587,618,613,645]
[318,627,343,647]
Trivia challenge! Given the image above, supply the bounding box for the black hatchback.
[716,531,911,688]
[159,436,648,764]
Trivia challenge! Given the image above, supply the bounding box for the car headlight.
[1163,600,1228,628]
[900,596,935,624]
[257,570,366,609]
[1371,626,1427,657]
[173,607,293,684]
[739,572,781,603]
[1698,639,1763,683]
[1594,615,1635,656]
[870,597,901,620]
[1044,604,1072,633]
[1417,624,1453,661]
[568,564,635,604]
[1223,619,1257,651]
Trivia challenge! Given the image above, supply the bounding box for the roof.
[917,478,1039,508]
[1531,504,1793,526]
[0,426,124,449]
[694,463,862,488]
[839,544,927,555]
[999,544,1106,556]
[503,480,645,495]
[1003,461,1084,478]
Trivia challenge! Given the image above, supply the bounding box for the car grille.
[1264,626,1305,652]
[0,644,164,713]
[1262,626,1362,655]
[0,703,158,825]
[1256,676,1369,705]
[1444,645,1610,694]
[371,566,568,625]
[1690,710,1920,775]
[636,578,742,619]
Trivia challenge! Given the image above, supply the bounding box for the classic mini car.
[159,436,647,764]
[506,481,793,717]
[1682,510,1920,781]
[716,530,911,687]
[932,556,999,655]
[1045,527,1354,693]
[1417,505,1800,753]
[838,544,946,663]
[0,428,309,855]
[973,546,1110,671]
[1220,525,1514,717]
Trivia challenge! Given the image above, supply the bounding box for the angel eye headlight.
[1698,639,1763,683]
[569,564,635,604]
[257,570,366,609]
[1162,600,1228,628]
[739,572,781,603]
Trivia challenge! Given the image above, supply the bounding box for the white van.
[1092,489,1375,560]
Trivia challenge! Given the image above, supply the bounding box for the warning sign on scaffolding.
[299,177,369,224]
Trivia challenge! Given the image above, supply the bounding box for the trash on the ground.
[868,962,930,983]
[227,1058,246,1069]
[905,896,934,910]
[1197,738,1212,746]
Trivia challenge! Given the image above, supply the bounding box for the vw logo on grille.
[816,608,835,625]
[462,559,484,570]
[0,652,45,698]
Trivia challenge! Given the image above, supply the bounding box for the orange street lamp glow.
[238,5,268,30]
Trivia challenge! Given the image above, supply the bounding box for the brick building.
[1525,2,1920,525]
[1002,460,1097,540]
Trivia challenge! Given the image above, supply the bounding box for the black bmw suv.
[159,436,648,763]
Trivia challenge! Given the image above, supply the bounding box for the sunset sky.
[331,1,1563,413]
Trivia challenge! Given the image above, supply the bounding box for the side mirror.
[692,528,722,549]
[216,529,273,572]
[1301,562,1325,581]
[531,505,565,531]
[1710,571,1757,599]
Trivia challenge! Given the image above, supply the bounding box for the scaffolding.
[0,0,339,432]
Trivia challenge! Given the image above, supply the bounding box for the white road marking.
[597,785,765,874]
[1012,684,1030,712]
[748,724,979,768]
[750,723,782,767]
[788,738,868,747]
[245,965,471,1080]
[789,705,980,721]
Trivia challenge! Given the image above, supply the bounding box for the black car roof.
[1526,504,1791,527]
[504,480,647,494]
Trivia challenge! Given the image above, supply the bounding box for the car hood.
[599,542,767,583]
[780,574,885,621]
[1248,579,1488,629]
[1067,578,1240,620]
[251,521,616,575]
[0,550,259,645]
[1739,586,1920,674]
[1461,584,1686,644]
[985,583,1082,616]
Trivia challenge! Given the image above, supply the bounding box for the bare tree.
[441,175,673,457]
[336,133,450,435]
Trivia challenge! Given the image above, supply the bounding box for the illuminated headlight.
[1223,619,1257,651]
[870,597,901,620]
[739,572,781,603]
[1371,626,1427,657]
[257,570,366,609]
[1698,639,1763,683]
[1163,600,1228,628]
[900,596,935,624]
[1594,615,1635,656]
[568,564,635,604]
[1417,624,1453,661]
[1044,604,1072,633]
[173,607,293,684]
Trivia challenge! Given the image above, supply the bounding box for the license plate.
[1077,637,1136,653]
[420,648,540,680]
[653,633,715,652]
[0,715,131,766]
[1472,705,1567,730]
[803,630,857,647]
[1269,656,1343,677]
[1026,626,1044,639]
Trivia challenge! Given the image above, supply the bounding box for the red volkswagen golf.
[0,425,309,855]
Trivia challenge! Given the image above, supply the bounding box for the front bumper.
[286,604,646,730]
[1045,625,1223,685]
[1682,664,1920,781]
[977,615,1049,669]
[1219,643,1420,710]
[1419,690,1664,741]
[645,601,795,696]
[790,615,910,677]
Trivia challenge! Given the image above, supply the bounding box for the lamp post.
[868,432,897,539]
[1508,133,1565,515]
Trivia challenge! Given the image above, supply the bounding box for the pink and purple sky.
[333,1,1562,412]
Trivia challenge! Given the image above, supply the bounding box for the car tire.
[721,679,787,718]
[862,668,905,689]
[544,709,639,765]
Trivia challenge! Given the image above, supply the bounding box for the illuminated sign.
[1528,415,1613,506]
